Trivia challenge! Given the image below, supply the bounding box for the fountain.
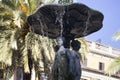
[27,3,104,80]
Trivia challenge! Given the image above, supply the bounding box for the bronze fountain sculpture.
[27,3,104,80]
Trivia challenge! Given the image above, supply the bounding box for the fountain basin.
[27,3,104,39]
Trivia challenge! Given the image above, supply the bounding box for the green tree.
[0,0,88,80]
[0,0,51,80]
[106,32,120,76]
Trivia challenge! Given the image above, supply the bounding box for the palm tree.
[106,32,120,76]
[0,0,49,80]
[106,57,120,76]
[0,0,88,80]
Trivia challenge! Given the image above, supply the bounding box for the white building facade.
[81,39,120,80]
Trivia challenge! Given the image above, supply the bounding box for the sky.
[74,0,120,49]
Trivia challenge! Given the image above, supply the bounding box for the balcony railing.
[85,40,120,56]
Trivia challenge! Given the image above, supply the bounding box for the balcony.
[85,40,120,58]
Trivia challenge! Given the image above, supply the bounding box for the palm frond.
[26,32,56,62]
[1,0,16,10]
[28,0,43,14]
[0,13,13,25]
[0,26,18,66]
[19,3,30,16]
[113,31,120,40]
[0,7,6,12]
[1,0,21,10]
[22,43,30,73]
[44,0,55,4]
[22,32,56,72]
[0,14,12,21]
[0,0,28,28]
[106,57,120,76]
[0,3,13,26]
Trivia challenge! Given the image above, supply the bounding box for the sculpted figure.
[52,37,81,80]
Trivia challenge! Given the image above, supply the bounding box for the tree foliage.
[106,31,120,76]
[0,0,89,79]
[113,31,120,40]
[106,57,120,76]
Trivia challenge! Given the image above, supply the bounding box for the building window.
[99,62,104,71]
[81,78,87,80]
[116,70,120,76]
